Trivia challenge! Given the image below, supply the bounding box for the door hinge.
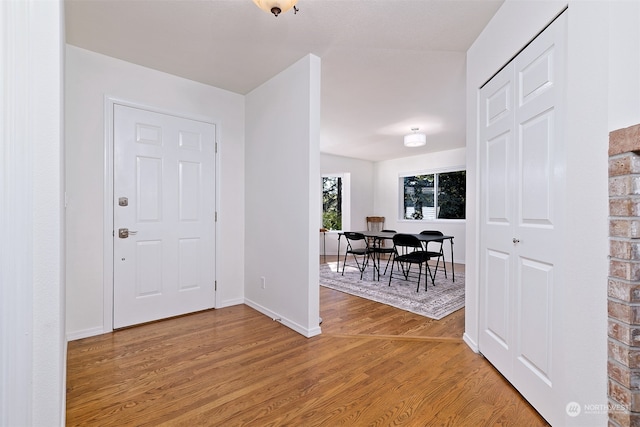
[215,211,218,222]
[215,142,218,153]
[214,280,217,291]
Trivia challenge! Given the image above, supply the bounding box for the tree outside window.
[402,171,465,220]
[403,175,434,220]
[322,176,342,230]
[437,171,466,219]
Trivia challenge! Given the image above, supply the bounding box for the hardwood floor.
[66,259,549,426]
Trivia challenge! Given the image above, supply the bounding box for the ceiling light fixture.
[253,0,298,17]
[404,128,427,147]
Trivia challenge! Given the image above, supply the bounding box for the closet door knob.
[512,238,520,244]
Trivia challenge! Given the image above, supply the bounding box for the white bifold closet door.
[478,11,567,425]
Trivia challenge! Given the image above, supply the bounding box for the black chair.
[341,232,374,280]
[369,229,396,278]
[420,230,447,280]
[388,233,433,292]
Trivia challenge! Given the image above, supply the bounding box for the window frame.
[398,167,466,223]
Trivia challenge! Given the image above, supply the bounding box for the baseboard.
[216,298,244,309]
[463,332,479,353]
[66,326,106,342]
[67,302,323,341]
[244,298,321,338]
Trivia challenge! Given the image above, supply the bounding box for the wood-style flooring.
[66,258,549,426]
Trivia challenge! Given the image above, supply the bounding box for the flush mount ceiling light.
[403,128,427,147]
[253,0,298,17]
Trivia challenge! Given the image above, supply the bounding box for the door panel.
[137,156,162,221]
[518,257,553,383]
[486,81,512,125]
[485,250,511,346]
[520,47,554,105]
[520,112,553,224]
[487,132,511,223]
[179,161,201,220]
[136,240,163,297]
[479,54,516,376]
[179,238,200,290]
[113,104,216,329]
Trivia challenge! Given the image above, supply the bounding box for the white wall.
[562,4,612,423]
[1,0,65,425]
[374,148,466,264]
[32,3,66,422]
[609,0,640,130]
[320,153,374,255]
[466,1,616,425]
[65,45,246,339]
[244,55,322,337]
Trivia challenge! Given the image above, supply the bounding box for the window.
[401,170,465,220]
[322,176,342,230]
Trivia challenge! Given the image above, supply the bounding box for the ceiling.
[65,0,504,162]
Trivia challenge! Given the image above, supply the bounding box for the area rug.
[319,262,465,320]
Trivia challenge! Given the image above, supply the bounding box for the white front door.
[113,104,216,329]
[478,11,566,425]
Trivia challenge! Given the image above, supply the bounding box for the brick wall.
[609,123,640,427]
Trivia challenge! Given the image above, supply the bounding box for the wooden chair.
[366,216,385,232]
[365,215,385,247]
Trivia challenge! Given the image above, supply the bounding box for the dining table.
[336,230,456,281]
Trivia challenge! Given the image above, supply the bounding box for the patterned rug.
[320,261,465,320]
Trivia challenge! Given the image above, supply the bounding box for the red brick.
[609,359,640,390]
[611,320,633,345]
[610,379,640,412]
[610,300,631,324]
[610,260,640,281]
[610,176,632,197]
[610,240,640,260]
[609,278,640,303]
[609,339,640,368]
[609,300,640,324]
[610,153,640,177]
[610,320,640,346]
[610,124,640,157]
[611,198,640,217]
[612,220,640,239]
[609,405,640,427]
[610,359,631,388]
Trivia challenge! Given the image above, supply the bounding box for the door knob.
[512,238,520,244]
[118,228,138,239]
